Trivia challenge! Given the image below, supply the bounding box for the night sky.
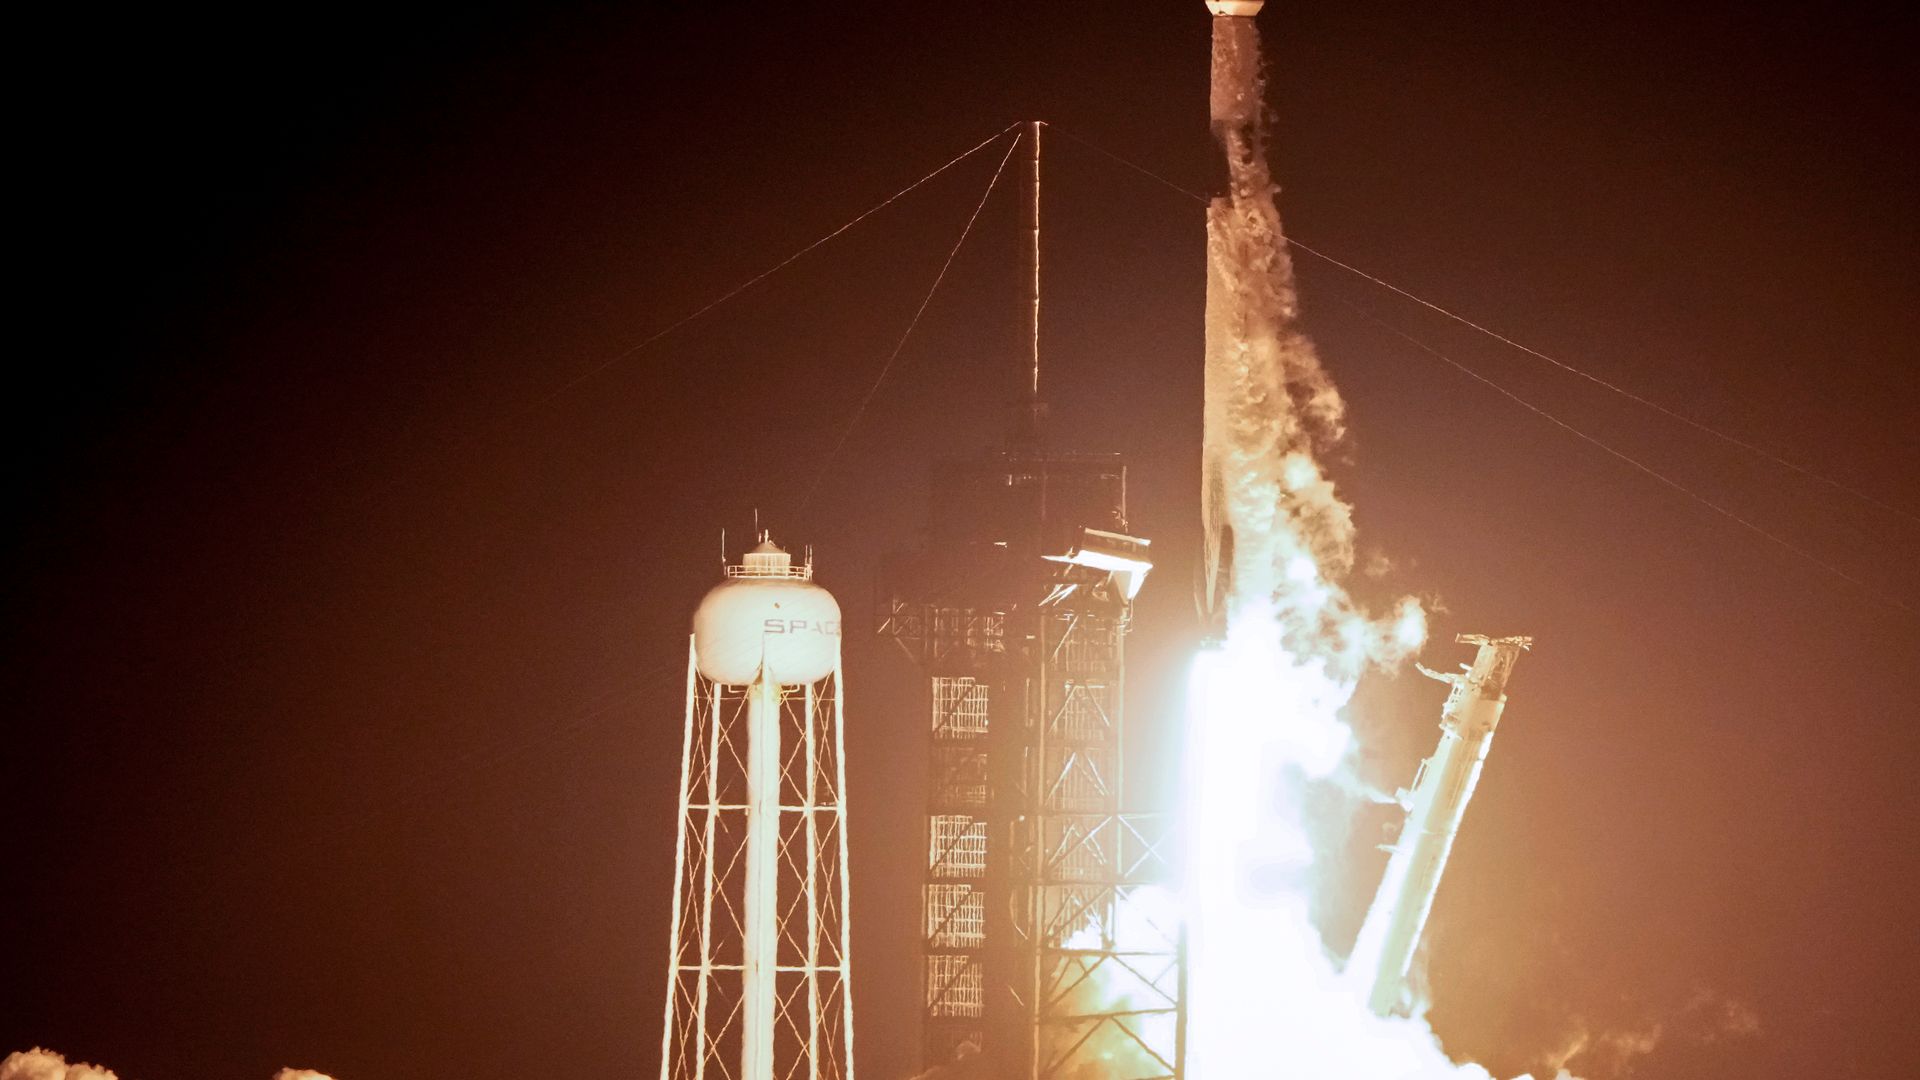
[7,2,1916,1078]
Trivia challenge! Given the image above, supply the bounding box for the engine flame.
[1182,138,1560,1080]
[1184,11,1562,1077]
[1183,627,1551,1080]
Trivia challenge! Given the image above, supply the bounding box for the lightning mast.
[1347,634,1533,1016]
[1028,119,1043,411]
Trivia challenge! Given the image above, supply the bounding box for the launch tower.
[880,455,1178,1080]
[878,123,1181,1080]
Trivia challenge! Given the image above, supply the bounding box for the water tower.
[661,537,856,1080]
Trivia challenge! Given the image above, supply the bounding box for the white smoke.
[1046,886,1186,1079]
[1,1052,337,1080]
[1183,12,1570,1080]
[1199,14,1425,680]
[1,1049,118,1080]
[1542,989,1759,1078]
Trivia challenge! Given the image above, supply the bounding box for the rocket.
[1201,0,1345,634]
[1347,634,1533,1016]
[1198,0,1268,629]
[1205,1,1268,162]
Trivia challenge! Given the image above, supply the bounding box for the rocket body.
[1200,1,1282,630]
[1200,0,1347,633]
[1348,635,1531,1016]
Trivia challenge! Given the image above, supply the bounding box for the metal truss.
[877,598,1006,669]
[886,593,1182,1080]
[879,445,1178,1080]
[662,639,856,1080]
[1033,819,1180,1080]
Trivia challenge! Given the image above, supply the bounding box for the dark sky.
[7,2,1916,1078]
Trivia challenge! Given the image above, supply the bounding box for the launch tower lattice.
[879,450,1182,1080]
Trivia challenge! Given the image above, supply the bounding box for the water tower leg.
[743,673,782,1079]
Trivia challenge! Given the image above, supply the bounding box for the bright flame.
[1181,394,1556,1080]
[1182,627,1528,1080]
[1181,299,1561,1076]
[1184,12,1557,1068]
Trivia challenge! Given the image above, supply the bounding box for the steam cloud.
[1,1052,336,1080]
[1,1049,118,1080]
[1542,989,1760,1077]
[1181,12,1577,1080]
[1199,13,1419,676]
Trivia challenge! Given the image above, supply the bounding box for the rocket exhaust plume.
[1184,4,1553,1078]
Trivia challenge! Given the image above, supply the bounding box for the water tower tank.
[693,539,841,686]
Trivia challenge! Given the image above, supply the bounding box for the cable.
[343,122,1023,505]
[306,130,1026,836]
[538,121,1024,405]
[201,130,1032,876]
[1286,242,1918,526]
[1332,292,1910,614]
[1050,124,1211,207]
[1050,125,1915,526]
[797,131,1024,513]
[330,662,679,837]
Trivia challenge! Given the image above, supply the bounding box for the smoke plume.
[1,1052,337,1080]
[1,1049,118,1080]
[1541,989,1759,1077]
[1183,12,1570,1080]
[1199,13,1401,674]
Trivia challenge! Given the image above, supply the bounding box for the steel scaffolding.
[880,449,1182,1080]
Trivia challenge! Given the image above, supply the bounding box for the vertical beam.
[805,679,823,1080]
[1026,617,1049,1080]
[743,674,782,1080]
[694,679,725,1080]
[664,637,700,1080]
[832,661,858,1080]
[1028,119,1043,406]
[1114,617,1127,808]
[1174,919,1189,1080]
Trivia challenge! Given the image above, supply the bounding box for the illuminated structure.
[1348,634,1532,1016]
[878,125,1180,1080]
[881,459,1176,1080]
[662,538,855,1080]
